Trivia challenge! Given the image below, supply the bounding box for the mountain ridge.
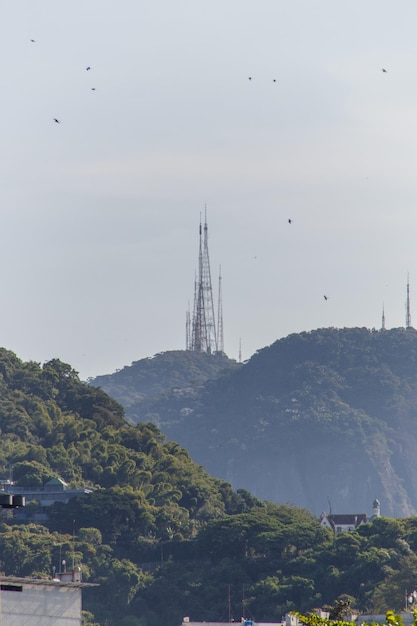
[90,327,417,517]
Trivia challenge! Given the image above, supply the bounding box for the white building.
[0,574,97,626]
[319,512,368,534]
[180,612,328,626]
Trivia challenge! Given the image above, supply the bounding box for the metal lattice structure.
[187,212,221,354]
[406,274,412,329]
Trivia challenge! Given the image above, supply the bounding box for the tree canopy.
[2,344,417,625]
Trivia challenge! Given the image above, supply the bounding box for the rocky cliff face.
[91,327,417,517]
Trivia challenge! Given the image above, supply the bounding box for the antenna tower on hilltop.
[217,266,224,353]
[406,273,412,329]
[187,210,218,353]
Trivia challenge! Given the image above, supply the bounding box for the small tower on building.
[372,498,381,518]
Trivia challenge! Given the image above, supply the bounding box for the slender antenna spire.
[381,303,386,330]
[406,273,412,329]
[202,207,217,352]
[217,265,224,353]
[190,209,218,353]
[239,338,242,363]
[185,302,191,350]
[192,217,205,351]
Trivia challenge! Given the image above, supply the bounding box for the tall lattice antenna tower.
[381,303,386,330]
[217,266,224,353]
[406,274,412,329]
[190,211,218,353]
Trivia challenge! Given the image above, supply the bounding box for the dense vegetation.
[4,503,417,625]
[296,610,417,626]
[93,328,417,516]
[90,350,239,423]
[3,340,417,625]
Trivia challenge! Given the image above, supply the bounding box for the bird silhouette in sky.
[86,66,91,71]
[248,76,252,81]
[323,295,328,301]
[91,88,96,91]
[53,118,60,123]
[273,79,277,82]
[381,68,387,73]
[30,39,36,43]
[288,218,293,224]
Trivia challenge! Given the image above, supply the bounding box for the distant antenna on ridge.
[239,337,242,363]
[406,273,412,329]
[381,303,386,331]
[185,301,191,350]
[217,266,224,353]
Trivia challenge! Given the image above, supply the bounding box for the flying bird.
[273,79,277,82]
[288,218,293,224]
[323,295,328,301]
[248,76,252,81]
[30,39,36,43]
[53,118,60,123]
[381,68,387,73]
[91,87,96,91]
[86,66,91,71]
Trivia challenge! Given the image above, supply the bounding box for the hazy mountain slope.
[182,326,417,517]
[89,349,239,422]
[95,328,417,517]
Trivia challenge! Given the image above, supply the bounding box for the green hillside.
[90,350,239,423]
[1,346,417,624]
[94,328,417,517]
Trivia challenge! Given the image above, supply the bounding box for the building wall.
[182,622,284,626]
[1,583,82,626]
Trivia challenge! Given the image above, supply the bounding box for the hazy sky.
[3,1,417,379]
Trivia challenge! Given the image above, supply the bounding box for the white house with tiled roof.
[320,512,367,534]
[319,499,381,534]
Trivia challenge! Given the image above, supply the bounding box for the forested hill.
[89,349,239,422]
[93,328,417,517]
[0,348,236,510]
[0,347,271,624]
[4,344,417,624]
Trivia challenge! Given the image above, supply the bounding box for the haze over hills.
[90,349,239,416]
[90,327,417,518]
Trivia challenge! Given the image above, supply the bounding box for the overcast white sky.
[3,1,417,379]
